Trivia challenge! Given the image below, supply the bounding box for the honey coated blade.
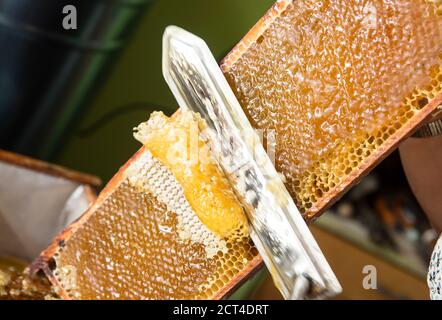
[162,26,341,299]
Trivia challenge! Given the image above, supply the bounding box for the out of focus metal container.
[0,0,152,158]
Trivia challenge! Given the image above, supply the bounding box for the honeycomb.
[0,258,20,297]
[223,0,442,218]
[51,111,257,299]
[0,256,27,273]
[133,111,249,240]
[0,257,56,300]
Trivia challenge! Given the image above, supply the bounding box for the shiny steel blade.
[162,25,342,299]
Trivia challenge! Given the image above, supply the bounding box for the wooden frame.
[220,0,442,219]
[0,149,101,188]
[32,0,442,299]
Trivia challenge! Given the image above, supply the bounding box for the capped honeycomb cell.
[36,111,258,300]
[222,0,442,218]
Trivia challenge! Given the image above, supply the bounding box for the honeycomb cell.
[52,112,257,300]
[223,0,442,218]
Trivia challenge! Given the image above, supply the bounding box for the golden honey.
[134,111,248,239]
[224,0,442,217]
[0,257,27,273]
[52,111,257,299]
[0,257,55,300]
[0,256,27,297]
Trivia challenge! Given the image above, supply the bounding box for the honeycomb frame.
[31,147,263,300]
[33,0,442,299]
[220,0,442,219]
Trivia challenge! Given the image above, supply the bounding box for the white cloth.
[0,161,90,261]
[428,235,442,300]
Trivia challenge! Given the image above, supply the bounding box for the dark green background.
[56,0,274,182]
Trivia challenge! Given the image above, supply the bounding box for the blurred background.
[0,0,274,181]
[0,0,437,299]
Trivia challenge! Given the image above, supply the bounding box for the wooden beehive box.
[0,149,100,264]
